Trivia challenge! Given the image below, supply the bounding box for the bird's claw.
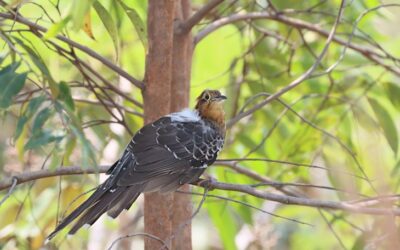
[196,177,217,191]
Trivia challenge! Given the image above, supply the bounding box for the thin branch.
[107,233,169,250]
[179,190,313,226]
[194,9,400,77]
[175,0,224,34]
[0,165,109,191]
[0,177,17,207]
[0,12,144,89]
[227,0,346,128]
[198,181,400,216]
[2,166,400,216]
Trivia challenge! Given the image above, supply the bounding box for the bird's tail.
[46,181,141,241]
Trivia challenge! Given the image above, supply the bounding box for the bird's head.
[195,89,227,128]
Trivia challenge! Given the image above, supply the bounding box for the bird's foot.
[195,177,217,191]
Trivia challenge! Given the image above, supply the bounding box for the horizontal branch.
[198,181,400,216]
[0,12,144,89]
[1,165,400,216]
[0,165,109,191]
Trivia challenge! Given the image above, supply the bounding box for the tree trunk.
[171,1,193,249]
[143,0,193,249]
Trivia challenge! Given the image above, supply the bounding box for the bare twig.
[0,12,144,89]
[227,0,346,128]
[107,233,169,250]
[194,9,400,77]
[175,0,224,34]
[0,177,17,207]
[0,165,109,191]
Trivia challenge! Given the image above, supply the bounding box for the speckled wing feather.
[47,111,224,239]
[113,116,224,190]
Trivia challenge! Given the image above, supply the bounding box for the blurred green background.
[1,0,400,249]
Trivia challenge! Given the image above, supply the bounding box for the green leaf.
[382,82,400,110]
[69,0,96,30]
[63,135,77,166]
[391,159,400,175]
[58,81,75,111]
[368,98,398,155]
[32,108,53,134]
[43,16,71,39]
[117,0,147,51]
[70,125,96,168]
[15,95,47,140]
[48,146,64,170]
[0,63,27,109]
[93,1,120,59]
[207,202,238,250]
[24,131,63,150]
[13,38,59,98]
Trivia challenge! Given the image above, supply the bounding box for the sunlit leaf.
[43,16,71,39]
[391,159,400,175]
[382,82,400,110]
[69,0,96,30]
[368,97,398,155]
[117,0,147,51]
[83,13,95,39]
[93,1,120,59]
[13,38,59,98]
[207,201,238,250]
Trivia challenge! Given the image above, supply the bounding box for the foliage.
[1,0,400,249]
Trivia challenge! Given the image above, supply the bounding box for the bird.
[47,89,227,241]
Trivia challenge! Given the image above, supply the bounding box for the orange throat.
[197,102,226,131]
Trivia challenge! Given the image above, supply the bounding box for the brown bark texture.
[171,1,193,250]
[143,0,193,249]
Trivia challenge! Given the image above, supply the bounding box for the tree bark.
[144,1,176,249]
[144,1,194,249]
[171,1,193,249]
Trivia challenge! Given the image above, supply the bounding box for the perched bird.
[47,89,227,240]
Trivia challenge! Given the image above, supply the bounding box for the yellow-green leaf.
[368,97,398,155]
[43,16,71,39]
[93,1,120,59]
[117,0,147,51]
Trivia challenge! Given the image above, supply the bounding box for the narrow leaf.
[43,16,71,39]
[93,1,120,59]
[0,63,27,108]
[25,131,63,150]
[32,108,53,134]
[58,81,75,111]
[207,202,238,250]
[368,98,398,155]
[69,0,96,30]
[382,82,400,110]
[83,13,95,39]
[117,0,147,51]
[15,95,47,140]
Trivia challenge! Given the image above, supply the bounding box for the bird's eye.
[204,93,210,101]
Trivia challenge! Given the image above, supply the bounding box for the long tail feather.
[46,185,107,240]
[47,182,143,241]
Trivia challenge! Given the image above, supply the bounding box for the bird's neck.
[197,103,226,133]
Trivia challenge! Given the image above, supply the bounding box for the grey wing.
[110,117,223,192]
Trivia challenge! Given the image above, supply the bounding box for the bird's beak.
[216,94,227,101]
